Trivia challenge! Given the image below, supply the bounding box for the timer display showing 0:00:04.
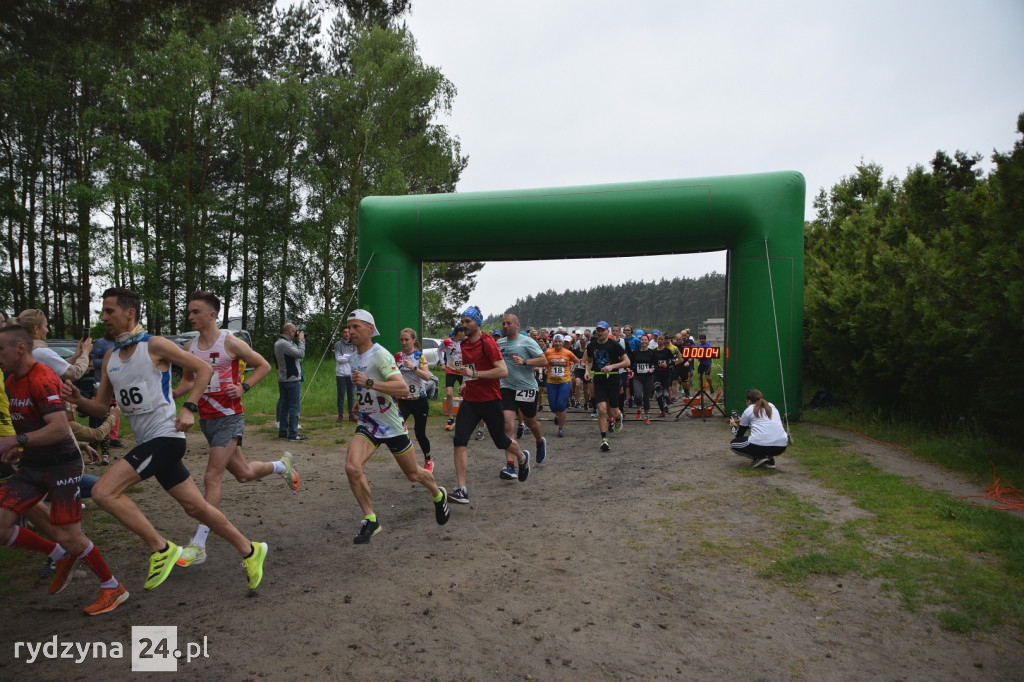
[678,346,721,359]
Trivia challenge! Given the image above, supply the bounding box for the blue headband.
[461,306,483,326]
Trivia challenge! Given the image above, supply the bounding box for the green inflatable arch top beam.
[357,171,804,418]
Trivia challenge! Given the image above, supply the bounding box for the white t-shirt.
[32,347,71,378]
[739,402,789,447]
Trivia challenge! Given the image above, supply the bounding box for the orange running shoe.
[83,584,129,616]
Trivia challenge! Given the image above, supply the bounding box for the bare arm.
[227,334,271,390]
[463,357,508,380]
[351,370,410,399]
[0,410,75,464]
[63,350,115,418]
[173,338,197,399]
[148,336,212,432]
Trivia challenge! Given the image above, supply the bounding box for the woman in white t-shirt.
[729,388,789,469]
[17,308,92,381]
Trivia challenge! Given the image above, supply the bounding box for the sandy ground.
[1,408,1022,680]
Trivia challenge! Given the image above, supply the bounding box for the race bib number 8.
[407,382,420,399]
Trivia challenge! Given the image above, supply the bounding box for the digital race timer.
[678,346,720,359]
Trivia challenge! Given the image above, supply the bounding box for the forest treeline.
[0,0,481,349]
[484,273,727,333]
[803,114,1024,439]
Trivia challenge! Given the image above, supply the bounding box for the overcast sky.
[400,0,1024,320]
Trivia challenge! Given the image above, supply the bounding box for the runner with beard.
[583,321,630,452]
[448,307,529,504]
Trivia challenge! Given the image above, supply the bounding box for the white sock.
[101,578,119,589]
[192,524,211,549]
[49,544,68,561]
[272,460,286,474]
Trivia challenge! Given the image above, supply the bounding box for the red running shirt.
[459,334,503,402]
[6,362,78,460]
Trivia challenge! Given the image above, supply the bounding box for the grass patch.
[800,407,1024,491]
[782,426,1024,632]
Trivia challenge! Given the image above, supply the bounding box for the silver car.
[421,337,444,368]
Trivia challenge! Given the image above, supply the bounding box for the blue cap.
[652,329,661,336]
[461,306,483,326]
[595,321,610,330]
[635,329,644,337]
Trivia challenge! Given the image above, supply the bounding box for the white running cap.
[346,309,379,337]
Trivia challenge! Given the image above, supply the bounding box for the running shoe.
[516,422,524,439]
[613,420,623,434]
[354,519,381,544]
[288,434,309,442]
[336,414,344,423]
[644,416,651,425]
[449,487,469,504]
[424,457,434,472]
[83,584,129,616]
[280,451,299,491]
[590,411,598,418]
[499,463,517,480]
[434,487,450,525]
[475,428,484,440]
[144,542,181,590]
[608,418,615,432]
[175,542,207,567]
[536,437,547,464]
[557,427,565,438]
[39,557,56,578]
[48,554,80,595]
[658,411,666,418]
[600,438,610,452]
[765,460,777,469]
[445,419,453,432]
[635,410,642,421]
[752,456,771,469]
[517,450,530,482]
[243,542,268,589]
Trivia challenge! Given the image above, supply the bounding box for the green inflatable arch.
[357,170,805,418]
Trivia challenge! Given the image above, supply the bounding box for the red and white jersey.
[190,330,244,419]
[442,337,463,375]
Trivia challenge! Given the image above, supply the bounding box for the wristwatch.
[16,433,28,446]
[183,401,199,413]
[366,379,375,389]
[242,382,251,393]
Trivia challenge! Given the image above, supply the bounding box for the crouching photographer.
[729,388,788,469]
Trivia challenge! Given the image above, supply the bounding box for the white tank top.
[106,337,183,443]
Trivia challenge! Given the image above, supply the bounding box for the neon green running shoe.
[175,542,207,567]
[613,420,623,434]
[243,542,268,590]
[280,451,299,491]
[144,542,181,590]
